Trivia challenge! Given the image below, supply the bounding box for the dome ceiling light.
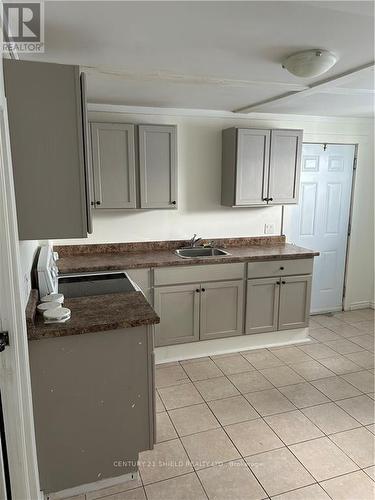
[282,49,338,78]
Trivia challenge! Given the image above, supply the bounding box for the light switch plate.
[264,223,276,234]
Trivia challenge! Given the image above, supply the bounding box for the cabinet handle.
[171,201,176,205]
[268,197,273,202]
[263,197,268,202]
[282,281,286,284]
[201,288,206,292]
[96,201,101,205]
[90,201,95,206]
[280,266,284,270]
[276,281,280,285]
[196,289,200,293]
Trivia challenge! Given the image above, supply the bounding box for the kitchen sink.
[175,247,230,258]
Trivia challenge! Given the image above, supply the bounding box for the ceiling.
[22,1,374,117]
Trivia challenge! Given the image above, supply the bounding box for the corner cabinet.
[4,59,92,240]
[221,127,302,207]
[90,123,177,210]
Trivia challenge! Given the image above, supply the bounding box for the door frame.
[0,96,41,497]
[281,142,358,313]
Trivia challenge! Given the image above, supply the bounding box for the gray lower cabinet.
[246,274,312,334]
[221,127,302,207]
[154,280,244,346]
[91,123,136,209]
[4,59,92,240]
[246,278,279,334]
[89,123,177,209]
[200,280,244,340]
[29,325,155,494]
[139,125,178,208]
[278,275,312,330]
[154,283,200,346]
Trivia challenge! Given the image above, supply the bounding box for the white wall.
[55,105,374,310]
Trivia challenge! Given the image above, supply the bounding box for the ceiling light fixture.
[282,49,338,78]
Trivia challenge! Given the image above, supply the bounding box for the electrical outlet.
[264,223,276,235]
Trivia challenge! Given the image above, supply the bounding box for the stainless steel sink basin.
[175,247,230,258]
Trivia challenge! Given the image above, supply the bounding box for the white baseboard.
[155,328,312,364]
[46,472,139,499]
[346,301,374,311]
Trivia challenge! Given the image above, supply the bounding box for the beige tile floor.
[62,309,374,500]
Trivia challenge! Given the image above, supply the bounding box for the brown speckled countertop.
[55,236,319,274]
[27,291,160,341]
[28,237,318,341]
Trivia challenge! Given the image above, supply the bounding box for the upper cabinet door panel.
[268,129,303,204]
[91,123,136,209]
[139,125,177,209]
[235,129,270,205]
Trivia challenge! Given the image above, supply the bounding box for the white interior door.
[284,144,355,314]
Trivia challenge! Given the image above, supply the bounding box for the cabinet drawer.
[247,259,313,279]
[153,263,245,286]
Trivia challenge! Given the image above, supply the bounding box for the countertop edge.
[58,250,320,274]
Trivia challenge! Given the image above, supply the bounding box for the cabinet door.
[154,284,199,347]
[91,123,136,209]
[268,129,303,204]
[235,129,270,205]
[139,125,177,208]
[246,278,279,334]
[4,59,89,240]
[278,275,312,330]
[200,280,244,340]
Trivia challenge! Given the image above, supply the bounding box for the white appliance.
[37,245,59,297]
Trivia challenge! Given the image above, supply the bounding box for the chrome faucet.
[189,234,202,248]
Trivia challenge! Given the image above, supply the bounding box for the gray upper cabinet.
[4,59,92,240]
[139,125,177,209]
[268,129,303,204]
[222,128,270,206]
[91,123,136,209]
[221,127,303,207]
